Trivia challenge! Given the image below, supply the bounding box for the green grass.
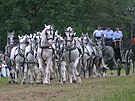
[0,74,135,101]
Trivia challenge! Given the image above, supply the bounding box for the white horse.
[10,35,29,83]
[53,32,67,83]
[37,24,55,84]
[81,33,96,78]
[5,31,15,83]
[93,38,108,77]
[22,34,38,84]
[63,27,82,83]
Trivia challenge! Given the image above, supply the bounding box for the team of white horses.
[5,24,117,85]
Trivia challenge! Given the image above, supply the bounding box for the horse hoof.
[15,82,18,84]
[111,72,114,75]
[63,81,66,84]
[31,83,34,85]
[23,82,25,84]
[36,82,41,84]
[13,81,15,84]
[43,83,50,85]
[72,80,77,83]
[8,81,11,84]
[50,77,54,80]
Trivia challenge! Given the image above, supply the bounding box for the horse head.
[81,33,89,45]
[64,27,75,41]
[41,24,55,46]
[7,31,15,46]
[64,27,76,48]
[18,34,29,45]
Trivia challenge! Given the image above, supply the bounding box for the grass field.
[0,73,135,101]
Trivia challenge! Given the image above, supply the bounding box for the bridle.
[14,38,29,60]
[44,26,54,41]
[64,28,76,50]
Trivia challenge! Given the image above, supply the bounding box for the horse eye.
[45,32,48,35]
[72,34,74,37]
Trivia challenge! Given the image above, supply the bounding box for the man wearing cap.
[93,25,104,41]
[103,26,114,46]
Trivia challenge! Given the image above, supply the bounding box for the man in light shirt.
[93,25,104,40]
[103,26,114,46]
[113,26,123,61]
[113,26,123,41]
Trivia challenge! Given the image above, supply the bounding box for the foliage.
[0,0,135,51]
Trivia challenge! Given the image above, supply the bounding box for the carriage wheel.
[125,63,130,75]
[124,50,130,76]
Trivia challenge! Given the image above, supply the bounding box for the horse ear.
[7,31,9,34]
[30,34,33,38]
[64,27,67,31]
[52,24,54,29]
[72,28,75,32]
[74,32,76,36]
[82,33,84,36]
[12,30,15,35]
[18,35,21,39]
[55,30,58,35]
[86,33,88,36]
[44,24,47,28]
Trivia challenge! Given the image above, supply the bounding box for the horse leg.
[102,67,107,77]
[70,62,77,83]
[76,61,82,83]
[43,58,52,84]
[133,61,134,74]
[19,64,24,83]
[34,63,41,84]
[74,56,82,83]
[57,62,63,83]
[29,64,35,84]
[131,60,134,74]
[61,61,67,83]
[37,59,44,84]
[21,63,28,84]
[82,59,87,78]
[7,64,13,83]
[14,63,20,83]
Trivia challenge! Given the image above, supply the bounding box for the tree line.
[0,0,135,51]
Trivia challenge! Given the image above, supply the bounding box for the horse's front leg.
[37,58,44,84]
[7,64,14,84]
[15,63,20,83]
[61,61,67,83]
[44,58,52,84]
[21,63,28,84]
[70,62,76,83]
[29,64,35,84]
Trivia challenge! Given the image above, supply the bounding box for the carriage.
[113,39,126,76]
[115,24,135,76]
